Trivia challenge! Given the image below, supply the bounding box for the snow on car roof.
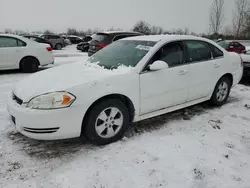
[123,34,208,42]
[0,33,21,38]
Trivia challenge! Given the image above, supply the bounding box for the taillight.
[97,43,108,48]
[46,47,52,52]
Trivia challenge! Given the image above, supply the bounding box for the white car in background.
[7,35,243,145]
[0,34,54,72]
[241,49,250,77]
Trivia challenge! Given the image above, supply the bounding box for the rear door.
[184,40,218,101]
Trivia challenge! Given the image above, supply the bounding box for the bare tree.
[132,21,151,35]
[209,0,225,34]
[233,0,248,38]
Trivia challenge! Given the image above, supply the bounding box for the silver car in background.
[39,34,66,50]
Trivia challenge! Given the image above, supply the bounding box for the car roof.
[0,34,21,38]
[122,34,211,42]
[97,31,142,35]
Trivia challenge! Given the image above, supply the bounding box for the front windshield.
[88,40,156,69]
[217,41,228,49]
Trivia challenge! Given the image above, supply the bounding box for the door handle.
[178,70,188,75]
[214,63,220,68]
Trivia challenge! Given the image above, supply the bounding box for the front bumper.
[7,97,85,140]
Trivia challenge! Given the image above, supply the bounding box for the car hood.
[13,62,127,102]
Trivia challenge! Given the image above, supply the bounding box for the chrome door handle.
[178,70,188,75]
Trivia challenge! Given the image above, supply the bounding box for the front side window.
[185,40,212,62]
[0,37,18,47]
[150,42,184,67]
[88,40,156,69]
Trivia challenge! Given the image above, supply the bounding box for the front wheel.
[83,99,130,145]
[210,77,231,106]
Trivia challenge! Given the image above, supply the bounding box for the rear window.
[92,33,109,42]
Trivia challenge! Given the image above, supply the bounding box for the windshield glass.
[88,40,156,69]
[217,41,228,49]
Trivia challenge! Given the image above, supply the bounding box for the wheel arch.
[220,73,233,86]
[19,56,40,69]
[81,93,135,136]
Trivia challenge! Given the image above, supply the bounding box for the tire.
[210,76,232,106]
[55,43,62,50]
[83,99,130,145]
[20,57,39,73]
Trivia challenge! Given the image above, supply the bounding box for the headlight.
[27,92,76,110]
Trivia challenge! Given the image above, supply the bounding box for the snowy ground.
[1,45,250,188]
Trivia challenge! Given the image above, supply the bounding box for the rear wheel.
[210,77,231,106]
[20,57,39,73]
[55,43,62,50]
[83,99,130,145]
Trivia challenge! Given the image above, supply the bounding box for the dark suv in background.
[88,31,143,56]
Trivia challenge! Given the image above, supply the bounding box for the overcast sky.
[0,0,235,33]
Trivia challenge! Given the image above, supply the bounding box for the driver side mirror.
[149,60,169,71]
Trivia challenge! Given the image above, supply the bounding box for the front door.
[139,41,190,115]
[0,36,21,69]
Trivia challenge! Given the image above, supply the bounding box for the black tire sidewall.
[56,44,62,50]
[20,57,39,73]
[211,77,231,106]
[83,99,130,145]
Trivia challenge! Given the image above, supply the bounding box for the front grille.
[12,93,23,105]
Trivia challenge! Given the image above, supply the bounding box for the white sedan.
[7,35,243,145]
[0,34,54,72]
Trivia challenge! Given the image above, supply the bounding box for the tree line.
[2,0,250,40]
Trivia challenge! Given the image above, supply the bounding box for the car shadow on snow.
[5,97,240,161]
[0,67,50,75]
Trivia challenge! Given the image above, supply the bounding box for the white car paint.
[241,49,250,63]
[7,35,243,141]
[0,34,54,70]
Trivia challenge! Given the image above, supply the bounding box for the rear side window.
[0,37,17,47]
[92,33,109,42]
[17,39,26,47]
[185,40,212,62]
[210,44,223,58]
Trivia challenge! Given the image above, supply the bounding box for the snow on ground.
[1,45,250,188]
